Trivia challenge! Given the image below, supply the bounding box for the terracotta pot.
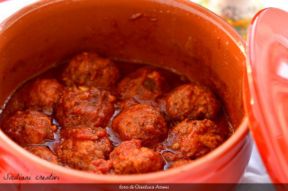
[0,0,251,183]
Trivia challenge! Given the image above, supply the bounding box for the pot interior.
[0,0,245,131]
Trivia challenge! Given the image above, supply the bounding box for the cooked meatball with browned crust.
[1,79,63,117]
[110,140,164,174]
[167,119,225,159]
[62,52,119,88]
[89,159,113,174]
[3,110,56,145]
[57,127,112,170]
[169,159,191,169]
[24,79,63,114]
[25,145,58,164]
[61,126,107,140]
[55,87,116,128]
[112,104,167,146]
[165,83,220,120]
[117,67,165,101]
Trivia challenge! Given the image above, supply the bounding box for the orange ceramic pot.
[0,0,251,183]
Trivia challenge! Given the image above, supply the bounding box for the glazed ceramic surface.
[0,0,251,183]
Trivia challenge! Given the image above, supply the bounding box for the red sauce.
[0,55,233,174]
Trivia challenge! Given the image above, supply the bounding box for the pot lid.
[245,8,288,183]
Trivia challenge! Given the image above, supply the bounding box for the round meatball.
[60,126,105,140]
[89,159,113,174]
[3,110,56,145]
[165,83,220,120]
[167,119,225,159]
[55,87,116,128]
[117,67,165,101]
[62,52,119,88]
[110,140,164,174]
[25,145,58,164]
[112,104,167,146]
[57,127,113,170]
[169,159,191,169]
[24,79,63,114]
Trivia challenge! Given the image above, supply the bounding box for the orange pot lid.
[245,8,288,183]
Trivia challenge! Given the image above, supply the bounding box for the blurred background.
[192,0,288,37]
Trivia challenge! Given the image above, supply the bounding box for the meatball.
[165,83,220,120]
[2,79,63,116]
[112,104,167,146]
[167,119,225,159]
[3,110,56,145]
[169,159,191,169]
[23,79,63,114]
[55,87,116,128]
[117,67,165,101]
[61,126,107,140]
[25,145,58,164]
[57,127,112,170]
[89,159,113,174]
[62,52,119,88]
[110,140,163,174]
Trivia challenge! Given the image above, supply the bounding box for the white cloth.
[0,0,274,183]
[240,140,271,183]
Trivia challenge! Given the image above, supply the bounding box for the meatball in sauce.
[23,79,64,115]
[57,127,112,171]
[110,139,164,174]
[117,67,166,101]
[25,145,58,164]
[3,110,56,145]
[165,83,220,121]
[0,51,233,175]
[62,52,119,89]
[112,104,167,146]
[166,119,225,159]
[55,87,116,128]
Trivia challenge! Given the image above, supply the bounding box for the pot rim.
[0,0,249,182]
